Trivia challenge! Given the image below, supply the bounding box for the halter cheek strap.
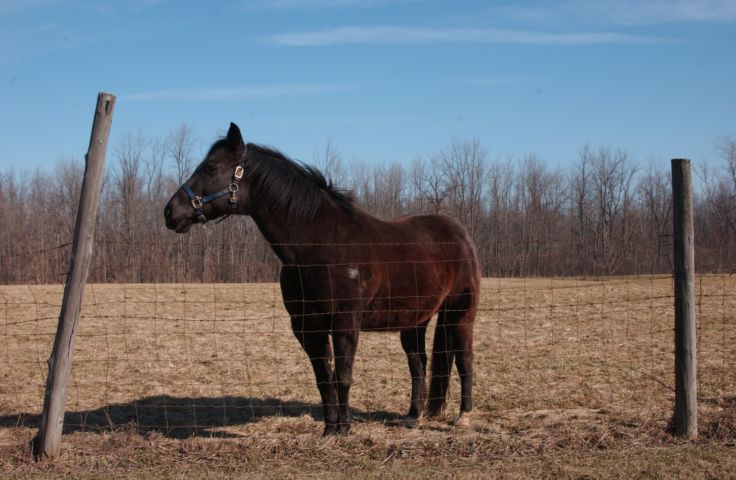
[182,162,245,225]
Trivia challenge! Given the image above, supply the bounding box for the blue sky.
[1,0,735,172]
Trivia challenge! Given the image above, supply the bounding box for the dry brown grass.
[1,276,734,478]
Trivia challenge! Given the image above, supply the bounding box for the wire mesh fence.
[1,240,734,440]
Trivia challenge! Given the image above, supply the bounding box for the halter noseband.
[181,149,246,225]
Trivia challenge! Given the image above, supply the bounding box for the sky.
[1,0,735,173]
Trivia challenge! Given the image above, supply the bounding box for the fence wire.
[0,241,734,439]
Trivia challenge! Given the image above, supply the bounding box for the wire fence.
[0,240,734,439]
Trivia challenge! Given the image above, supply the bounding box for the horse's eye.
[206,163,218,172]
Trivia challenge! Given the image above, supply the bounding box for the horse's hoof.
[322,425,338,436]
[425,402,445,419]
[402,416,420,429]
[336,423,351,435]
[454,412,472,428]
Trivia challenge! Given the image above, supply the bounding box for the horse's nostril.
[164,205,172,220]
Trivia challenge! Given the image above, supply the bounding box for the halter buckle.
[234,166,244,180]
[191,196,203,209]
[228,182,238,205]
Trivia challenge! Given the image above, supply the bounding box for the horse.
[164,123,480,435]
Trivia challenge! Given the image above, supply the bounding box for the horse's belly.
[360,295,441,331]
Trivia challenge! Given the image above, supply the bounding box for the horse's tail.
[426,305,455,416]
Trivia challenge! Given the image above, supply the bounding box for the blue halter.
[181,155,246,225]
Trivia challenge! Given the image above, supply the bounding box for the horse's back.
[391,213,480,287]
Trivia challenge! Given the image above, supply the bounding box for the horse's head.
[164,122,248,233]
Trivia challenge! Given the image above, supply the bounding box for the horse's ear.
[227,122,245,158]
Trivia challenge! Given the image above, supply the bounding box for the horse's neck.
[248,200,349,265]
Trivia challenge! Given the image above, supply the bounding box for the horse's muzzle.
[164,203,186,232]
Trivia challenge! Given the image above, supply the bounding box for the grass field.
[1,276,734,478]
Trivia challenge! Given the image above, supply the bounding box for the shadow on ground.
[0,396,403,439]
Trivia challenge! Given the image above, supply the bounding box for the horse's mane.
[246,144,355,222]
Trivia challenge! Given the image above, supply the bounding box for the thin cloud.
[122,83,356,102]
[247,0,422,9]
[0,0,56,16]
[457,75,534,88]
[491,0,736,26]
[575,0,736,24]
[266,25,668,46]
[0,0,166,17]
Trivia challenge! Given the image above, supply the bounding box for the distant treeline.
[1,125,734,284]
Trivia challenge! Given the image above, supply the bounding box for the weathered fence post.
[34,92,116,459]
[671,158,697,439]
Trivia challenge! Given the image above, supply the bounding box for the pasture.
[1,276,734,478]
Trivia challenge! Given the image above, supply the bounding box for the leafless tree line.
[1,126,734,284]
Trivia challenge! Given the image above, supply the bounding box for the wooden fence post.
[34,92,116,459]
[671,158,697,439]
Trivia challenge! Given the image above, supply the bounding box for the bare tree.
[436,139,489,241]
[638,162,672,271]
[590,147,638,274]
[379,162,406,218]
[49,157,84,236]
[167,124,197,184]
[511,154,567,275]
[570,144,596,274]
[416,154,452,214]
[113,132,145,232]
[697,135,736,272]
[717,135,736,241]
[4,126,736,284]
[313,139,348,187]
[485,158,514,275]
[719,134,736,193]
[353,161,407,218]
[144,137,167,203]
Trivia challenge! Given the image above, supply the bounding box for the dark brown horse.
[164,123,480,435]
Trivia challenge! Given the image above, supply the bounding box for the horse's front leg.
[400,325,428,425]
[290,317,339,435]
[332,321,360,435]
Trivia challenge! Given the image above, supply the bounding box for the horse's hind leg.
[426,307,455,418]
[427,289,476,422]
[449,288,476,425]
[400,325,428,424]
[451,317,474,425]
